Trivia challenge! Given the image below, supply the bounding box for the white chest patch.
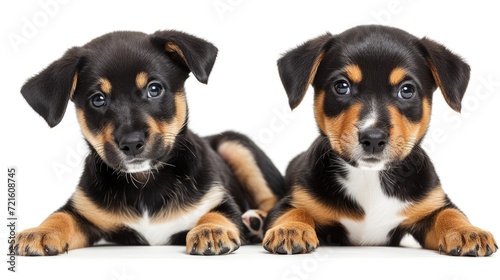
[125,186,225,245]
[339,164,408,245]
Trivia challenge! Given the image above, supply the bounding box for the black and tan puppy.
[14,30,284,256]
[263,25,497,256]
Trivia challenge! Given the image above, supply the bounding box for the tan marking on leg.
[344,64,362,83]
[314,90,363,156]
[263,208,319,254]
[387,98,431,160]
[135,72,148,89]
[72,189,138,231]
[389,67,407,86]
[14,212,87,256]
[400,186,446,226]
[271,208,315,229]
[39,212,87,249]
[217,141,277,212]
[186,212,241,255]
[196,212,238,230]
[292,187,363,225]
[424,208,497,256]
[99,78,112,94]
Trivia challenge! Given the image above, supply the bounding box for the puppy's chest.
[338,166,409,245]
[125,186,225,245]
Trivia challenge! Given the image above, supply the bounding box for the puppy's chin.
[122,159,153,173]
[356,159,387,171]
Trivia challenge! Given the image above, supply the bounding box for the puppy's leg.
[403,186,497,256]
[424,208,497,256]
[13,211,88,256]
[206,131,285,243]
[186,211,241,255]
[263,207,319,254]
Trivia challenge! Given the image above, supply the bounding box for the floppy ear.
[277,33,334,110]
[150,30,218,84]
[419,38,470,112]
[21,47,82,128]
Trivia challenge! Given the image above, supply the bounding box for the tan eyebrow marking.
[135,72,149,89]
[344,64,362,83]
[389,67,407,86]
[99,78,112,94]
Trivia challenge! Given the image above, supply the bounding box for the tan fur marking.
[99,78,112,94]
[344,64,362,83]
[72,189,139,231]
[39,212,87,250]
[165,42,187,64]
[145,92,187,148]
[389,67,407,86]
[424,208,472,250]
[294,50,326,110]
[427,58,459,112]
[314,90,363,156]
[76,109,115,161]
[151,186,225,223]
[271,208,316,229]
[170,93,187,135]
[388,98,431,160]
[400,186,446,227]
[135,72,148,89]
[15,212,88,255]
[292,187,363,225]
[217,141,277,212]
[424,208,497,256]
[70,72,78,99]
[186,211,241,254]
[196,212,238,231]
[264,208,319,254]
[313,90,327,133]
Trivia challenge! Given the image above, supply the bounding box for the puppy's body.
[14,30,284,256]
[264,25,497,256]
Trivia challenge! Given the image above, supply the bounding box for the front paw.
[186,223,241,255]
[438,226,497,257]
[13,227,69,256]
[263,222,319,254]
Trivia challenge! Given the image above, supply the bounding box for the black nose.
[118,132,145,156]
[359,128,388,154]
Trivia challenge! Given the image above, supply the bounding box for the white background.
[1,0,499,279]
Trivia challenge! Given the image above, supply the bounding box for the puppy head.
[21,30,218,173]
[278,25,470,170]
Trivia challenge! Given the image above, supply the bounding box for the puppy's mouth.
[112,135,171,173]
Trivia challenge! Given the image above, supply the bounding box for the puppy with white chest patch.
[14,30,284,256]
[263,25,497,256]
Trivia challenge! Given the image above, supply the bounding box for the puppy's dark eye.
[90,92,106,107]
[147,81,164,98]
[333,80,351,95]
[398,84,415,99]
